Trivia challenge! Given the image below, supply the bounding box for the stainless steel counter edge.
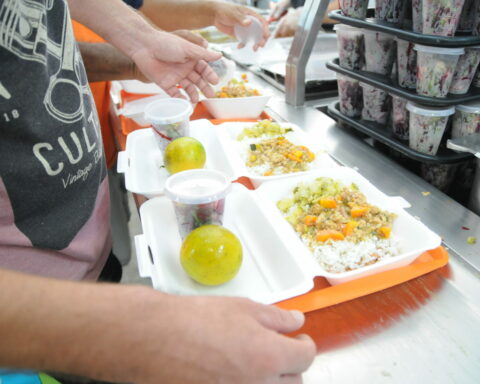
[261,94,480,273]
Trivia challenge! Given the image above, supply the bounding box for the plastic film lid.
[414,44,464,56]
[333,24,361,32]
[164,169,232,204]
[456,101,480,114]
[406,102,455,117]
[144,98,193,125]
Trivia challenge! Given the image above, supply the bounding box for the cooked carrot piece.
[351,206,369,217]
[315,230,345,242]
[342,221,358,236]
[307,151,315,161]
[263,170,273,176]
[319,198,337,209]
[304,215,317,226]
[379,226,391,238]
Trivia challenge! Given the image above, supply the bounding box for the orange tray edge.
[275,246,449,313]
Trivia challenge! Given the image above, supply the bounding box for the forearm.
[68,0,152,58]
[78,43,136,82]
[140,0,216,31]
[0,268,156,382]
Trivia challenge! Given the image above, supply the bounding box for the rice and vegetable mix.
[215,74,260,98]
[277,177,399,273]
[237,120,316,176]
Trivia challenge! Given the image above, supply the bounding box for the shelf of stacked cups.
[326,0,480,192]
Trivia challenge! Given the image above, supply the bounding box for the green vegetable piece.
[250,144,257,151]
[467,236,477,245]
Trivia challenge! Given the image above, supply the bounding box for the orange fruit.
[164,137,206,174]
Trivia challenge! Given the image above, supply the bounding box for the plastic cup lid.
[234,15,263,45]
[406,102,455,117]
[414,44,464,56]
[164,169,231,204]
[455,101,480,114]
[144,98,193,125]
[333,24,361,32]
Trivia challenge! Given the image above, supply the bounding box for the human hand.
[209,1,270,50]
[130,30,221,101]
[269,0,291,22]
[274,7,303,38]
[111,289,317,384]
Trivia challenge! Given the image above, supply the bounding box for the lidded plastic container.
[452,101,480,139]
[391,94,410,140]
[406,102,455,155]
[234,15,263,46]
[449,47,480,95]
[396,38,417,90]
[363,30,396,75]
[165,169,232,239]
[375,0,405,23]
[338,0,369,19]
[361,82,390,124]
[422,0,465,36]
[414,45,464,98]
[337,74,363,118]
[144,98,193,152]
[334,24,364,70]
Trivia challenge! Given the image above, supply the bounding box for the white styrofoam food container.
[117,120,233,198]
[135,183,316,304]
[201,93,271,119]
[135,168,441,301]
[215,121,338,187]
[255,168,442,285]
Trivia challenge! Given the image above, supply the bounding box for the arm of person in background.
[68,0,221,101]
[138,0,270,50]
[273,0,339,38]
[78,28,209,82]
[0,268,316,383]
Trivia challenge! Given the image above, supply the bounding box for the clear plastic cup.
[396,38,417,89]
[414,45,464,98]
[457,0,480,32]
[209,57,236,89]
[391,94,410,140]
[144,98,193,152]
[449,47,480,95]
[234,15,264,46]
[337,74,363,117]
[339,0,369,19]
[407,102,455,155]
[334,24,364,70]
[452,102,480,138]
[422,0,465,36]
[420,163,459,192]
[412,0,423,32]
[164,169,231,239]
[473,67,480,87]
[363,30,396,75]
[375,0,405,23]
[361,83,390,124]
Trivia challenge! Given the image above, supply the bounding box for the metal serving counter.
[243,63,480,381]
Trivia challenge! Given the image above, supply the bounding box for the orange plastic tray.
[276,246,448,313]
[117,92,449,313]
[118,90,271,135]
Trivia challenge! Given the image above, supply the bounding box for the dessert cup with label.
[407,103,454,155]
[422,0,465,36]
[144,98,193,152]
[339,0,369,19]
[415,45,464,98]
[452,102,480,138]
[396,38,417,89]
[334,24,364,70]
[449,47,480,95]
[412,0,423,32]
[337,74,363,117]
[164,169,231,239]
[375,0,405,23]
[361,83,390,124]
[391,94,410,140]
[363,30,396,75]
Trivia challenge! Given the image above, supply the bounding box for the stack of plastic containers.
[327,1,480,193]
